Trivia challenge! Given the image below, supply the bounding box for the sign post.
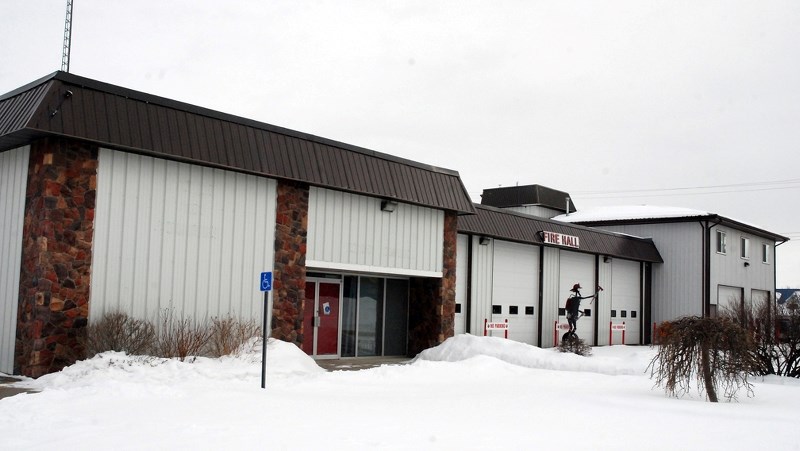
[260,271,272,389]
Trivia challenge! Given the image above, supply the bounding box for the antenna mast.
[61,0,74,72]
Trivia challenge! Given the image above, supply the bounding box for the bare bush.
[84,311,156,357]
[721,297,800,378]
[648,316,757,402]
[209,316,262,357]
[156,309,212,362]
[558,334,592,356]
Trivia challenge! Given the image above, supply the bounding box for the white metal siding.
[490,240,539,344]
[710,227,776,309]
[610,259,641,344]
[558,251,596,345]
[455,234,469,335]
[0,146,29,374]
[597,223,703,324]
[307,187,444,277]
[541,247,560,347]
[91,149,276,324]
[469,236,494,334]
[506,205,563,219]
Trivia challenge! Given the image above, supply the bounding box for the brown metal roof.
[458,204,663,263]
[0,72,474,214]
[480,184,577,213]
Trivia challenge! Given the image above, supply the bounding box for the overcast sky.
[2,1,799,286]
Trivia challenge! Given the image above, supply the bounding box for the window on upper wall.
[762,243,770,264]
[716,230,727,254]
[740,237,750,259]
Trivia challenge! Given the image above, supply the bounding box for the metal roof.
[0,71,474,214]
[458,204,664,263]
[556,207,789,244]
[480,184,576,213]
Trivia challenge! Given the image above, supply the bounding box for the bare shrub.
[209,316,262,357]
[648,316,757,402]
[156,308,212,362]
[84,311,156,357]
[721,297,800,378]
[558,334,592,356]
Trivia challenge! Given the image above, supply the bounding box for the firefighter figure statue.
[563,283,603,342]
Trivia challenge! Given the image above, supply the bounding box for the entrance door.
[303,280,341,357]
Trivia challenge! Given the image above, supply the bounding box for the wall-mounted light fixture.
[381,200,398,213]
[479,236,491,245]
[603,256,612,263]
[744,262,750,267]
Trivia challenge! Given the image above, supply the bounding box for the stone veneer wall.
[407,211,457,355]
[270,180,309,348]
[15,138,97,377]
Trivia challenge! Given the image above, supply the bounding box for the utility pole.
[61,0,74,72]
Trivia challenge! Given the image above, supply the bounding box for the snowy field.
[2,335,799,451]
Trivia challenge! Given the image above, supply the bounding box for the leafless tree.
[649,316,757,402]
[721,296,800,378]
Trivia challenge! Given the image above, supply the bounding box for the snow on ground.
[2,335,799,450]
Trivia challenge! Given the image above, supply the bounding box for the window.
[762,243,770,264]
[716,230,727,254]
[525,306,534,315]
[492,305,502,314]
[509,306,519,315]
[740,237,750,259]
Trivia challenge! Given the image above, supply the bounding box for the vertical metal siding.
[0,146,29,374]
[599,223,703,324]
[710,227,776,307]
[91,149,276,324]
[540,247,560,347]
[307,187,444,276]
[469,236,494,334]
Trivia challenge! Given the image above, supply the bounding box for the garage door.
[490,240,539,344]
[716,285,743,317]
[610,259,640,344]
[559,251,596,345]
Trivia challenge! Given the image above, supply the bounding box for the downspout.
[594,254,600,346]
[466,234,474,334]
[702,217,723,317]
[537,245,544,346]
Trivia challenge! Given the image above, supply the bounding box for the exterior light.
[381,200,398,212]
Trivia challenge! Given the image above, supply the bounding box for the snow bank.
[414,334,656,376]
[18,338,323,392]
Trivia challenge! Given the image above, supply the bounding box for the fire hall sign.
[542,231,580,249]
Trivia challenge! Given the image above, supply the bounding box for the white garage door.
[559,251,596,345]
[716,285,743,317]
[91,149,277,324]
[490,240,539,344]
[610,259,640,344]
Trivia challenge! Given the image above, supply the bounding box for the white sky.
[2,1,799,286]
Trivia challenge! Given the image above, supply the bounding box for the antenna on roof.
[61,0,74,72]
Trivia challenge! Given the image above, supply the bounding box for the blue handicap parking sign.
[260,272,272,292]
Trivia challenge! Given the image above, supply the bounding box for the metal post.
[261,291,268,389]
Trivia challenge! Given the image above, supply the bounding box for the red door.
[316,282,340,356]
[302,281,341,356]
